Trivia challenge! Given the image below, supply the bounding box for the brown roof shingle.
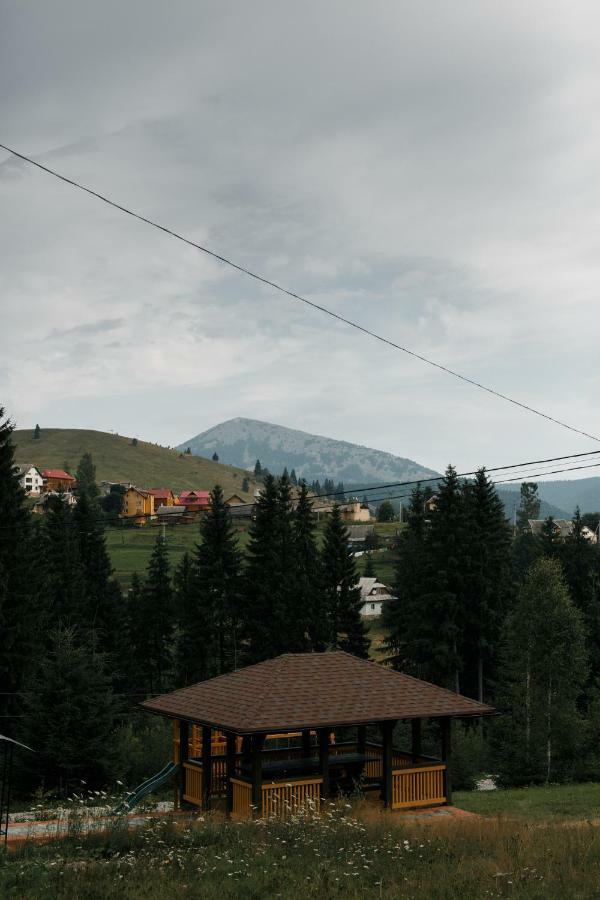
[141,651,495,733]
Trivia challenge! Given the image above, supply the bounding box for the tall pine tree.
[321,505,369,658]
[180,485,241,681]
[462,469,511,702]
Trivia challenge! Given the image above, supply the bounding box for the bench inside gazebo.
[141,651,495,818]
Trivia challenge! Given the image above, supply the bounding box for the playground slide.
[114,760,181,814]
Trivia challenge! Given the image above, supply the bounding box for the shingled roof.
[141,651,495,734]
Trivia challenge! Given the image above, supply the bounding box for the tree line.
[385,466,600,785]
[0,409,368,794]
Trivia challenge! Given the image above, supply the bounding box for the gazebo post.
[357,724,367,755]
[177,720,189,809]
[202,725,212,810]
[411,718,422,763]
[441,717,452,805]
[251,733,265,817]
[301,729,312,758]
[225,731,237,817]
[381,719,396,808]
[318,728,330,799]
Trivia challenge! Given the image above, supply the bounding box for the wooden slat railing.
[231,778,253,818]
[391,764,446,809]
[183,761,203,805]
[262,777,322,820]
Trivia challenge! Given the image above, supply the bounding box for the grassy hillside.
[12,428,259,497]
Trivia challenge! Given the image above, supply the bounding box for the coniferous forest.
[2,408,600,797]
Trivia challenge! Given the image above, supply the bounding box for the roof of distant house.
[179,490,211,501]
[528,518,573,538]
[358,577,394,600]
[148,488,173,499]
[142,651,495,733]
[42,469,74,480]
[14,463,41,476]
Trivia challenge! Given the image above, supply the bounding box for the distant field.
[106,524,252,589]
[12,428,259,497]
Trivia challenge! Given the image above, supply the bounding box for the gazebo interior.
[142,651,494,818]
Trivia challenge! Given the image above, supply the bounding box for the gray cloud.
[2,1,600,471]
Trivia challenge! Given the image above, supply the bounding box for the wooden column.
[251,733,265,817]
[177,720,189,809]
[381,720,396,808]
[441,717,452,805]
[202,725,212,810]
[357,725,367,756]
[301,729,312,758]
[318,728,330,799]
[225,732,237,817]
[411,718,422,764]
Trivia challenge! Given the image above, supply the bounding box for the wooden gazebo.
[142,652,494,818]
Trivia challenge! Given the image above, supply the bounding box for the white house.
[14,464,44,496]
[358,577,395,617]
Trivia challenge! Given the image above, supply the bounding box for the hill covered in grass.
[12,428,258,497]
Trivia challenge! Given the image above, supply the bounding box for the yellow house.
[122,487,155,524]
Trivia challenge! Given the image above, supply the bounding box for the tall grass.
[2,805,599,898]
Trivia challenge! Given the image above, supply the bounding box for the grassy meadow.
[12,428,259,497]
[2,790,600,899]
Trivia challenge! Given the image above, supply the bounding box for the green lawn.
[455,782,600,821]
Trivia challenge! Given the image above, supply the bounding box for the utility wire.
[8,450,600,530]
[1,141,599,444]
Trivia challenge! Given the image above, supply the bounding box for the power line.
[6,448,600,530]
[1,141,599,444]
[334,460,600,509]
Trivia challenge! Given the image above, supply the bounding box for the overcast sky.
[2,1,600,474]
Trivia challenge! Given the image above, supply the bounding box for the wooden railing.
[391,764,446,809]
[183,761,203,805]
[262,777,323,820]
[231,778,253,818]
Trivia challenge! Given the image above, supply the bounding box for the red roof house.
[178,490,211,512]
[42,469,76,492]
[148,488,176,506]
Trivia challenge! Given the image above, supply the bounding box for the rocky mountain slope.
[178,418,440,484]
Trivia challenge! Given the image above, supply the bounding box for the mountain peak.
[178,419,439,484]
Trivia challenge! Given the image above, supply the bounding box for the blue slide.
[114,761,181,814]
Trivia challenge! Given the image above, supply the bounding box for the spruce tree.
[516,482,540,531]
[290,469,298,486]
[462,469,511,702]
[242,476,250,493]
[42,495,87,627]
[254,459,262,477]
[75,452,99,501]
[19,627,118,793]
[539,516,560,558]
[0,409,38,729]
[321,505,369,658]
[72,491,123,656]
[192,485,241,677]
[33,423,41,439]
[244,474,305,662]
[561,508,600,680]
[493,558,587,784]
[363,553,376,579]
[212,451,219,462]
[130,536,174,694]
[293,482,324,650]
[384,484,429,672]
[418,466,467,691]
